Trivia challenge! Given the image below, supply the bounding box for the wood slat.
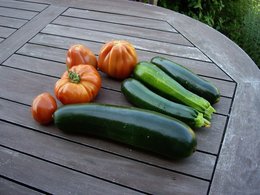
[29,33,232,81]
[0,26,16,38]
[0,146,142,195]
[0,97,216,180]
[0,16,27,28]
[0,5,67,64]
[214,97,232,115]
[196,114,228,154]
[52,15,192,46]
[63,7,175,32]
[0,7,38,20]
[0,0,48,11]
[0,177,43,195]
[17,43,66,63]
[41,24,210,61]
[0,121,209,194]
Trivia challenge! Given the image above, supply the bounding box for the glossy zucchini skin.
[151,56,220,104]
[53,103,197,159]
[121,78,210,128]
[133,61,216,120]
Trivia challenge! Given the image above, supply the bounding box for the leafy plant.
[158,0,260,67]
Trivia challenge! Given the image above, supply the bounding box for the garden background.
[138,0,260,68]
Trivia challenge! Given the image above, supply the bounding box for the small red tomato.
[31,92,57,125]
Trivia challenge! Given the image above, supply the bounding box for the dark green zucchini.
[151,56,220,104]
[121,78,210,128]
[133,61,216,120]
[53,103,197,159]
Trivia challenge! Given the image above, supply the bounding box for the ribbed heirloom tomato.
[66,44,97,69]
[54,64,102,105]
[98,40,138,79]
[31,92,57,125]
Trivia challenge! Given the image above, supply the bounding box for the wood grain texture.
[0,26,16,38]
[0,7,38,20]
[0,146,143,195]
[0,177,43,195]
[28,33,231,80]
[0,121,209,194]
[0,0,48,11]
[63,7,175,32]
[52,15,191,46]
[210,82,260,194]
[0,5,67,64]
[0,16,27,28]
[41,24,211,61]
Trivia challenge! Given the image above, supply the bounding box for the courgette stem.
[194,113,211,128]
[121,78,211,128]
[68,70,81,84]
[134,62,215,120]
[151,56,221,105]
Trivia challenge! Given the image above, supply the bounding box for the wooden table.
[0,0,259,194]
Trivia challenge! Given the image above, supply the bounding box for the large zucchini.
[151,56,220,104]
[121,78,210,128]
[133,61,216,120]
[53,103,197,159]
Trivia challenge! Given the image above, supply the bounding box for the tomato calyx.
[68,70,81,84]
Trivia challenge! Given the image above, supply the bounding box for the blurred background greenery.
[157,0,260,68]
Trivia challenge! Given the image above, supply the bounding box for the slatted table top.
[0,0,259,194]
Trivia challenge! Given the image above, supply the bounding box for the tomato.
[31,92,57,125]
[98,40,138,79]
[54,64,101,105]
[66,44,97,69]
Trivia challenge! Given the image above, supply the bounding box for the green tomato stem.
[68,70,81,84]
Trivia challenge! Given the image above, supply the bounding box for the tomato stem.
[68,70,81,84]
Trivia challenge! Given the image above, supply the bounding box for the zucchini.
[133,61,216,120]
[121,78,210,128]
[151,56,220,104]
[54,103,197,159]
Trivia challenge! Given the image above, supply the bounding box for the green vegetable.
[151,56,220,104]
[121,78,210,128]
[133,61,216,120]
[54,103,197,159]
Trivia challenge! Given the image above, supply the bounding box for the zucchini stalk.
[151,56,220,104]
[121,78,210,128]
[133,62,216,120]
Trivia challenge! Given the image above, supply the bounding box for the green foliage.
[158,0,260,67]
[158,0,224,29]
[239,4,260,67]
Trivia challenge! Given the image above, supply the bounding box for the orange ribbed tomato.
[31,92,57,125]
[54,65,101,105]
[66,44,97,69]
[98,40,138,79]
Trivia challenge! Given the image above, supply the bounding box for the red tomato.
[31,92,57,125]
[98,40,138,79]
[54,64,102,105]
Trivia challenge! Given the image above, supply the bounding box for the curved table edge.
[165,11,260,195]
